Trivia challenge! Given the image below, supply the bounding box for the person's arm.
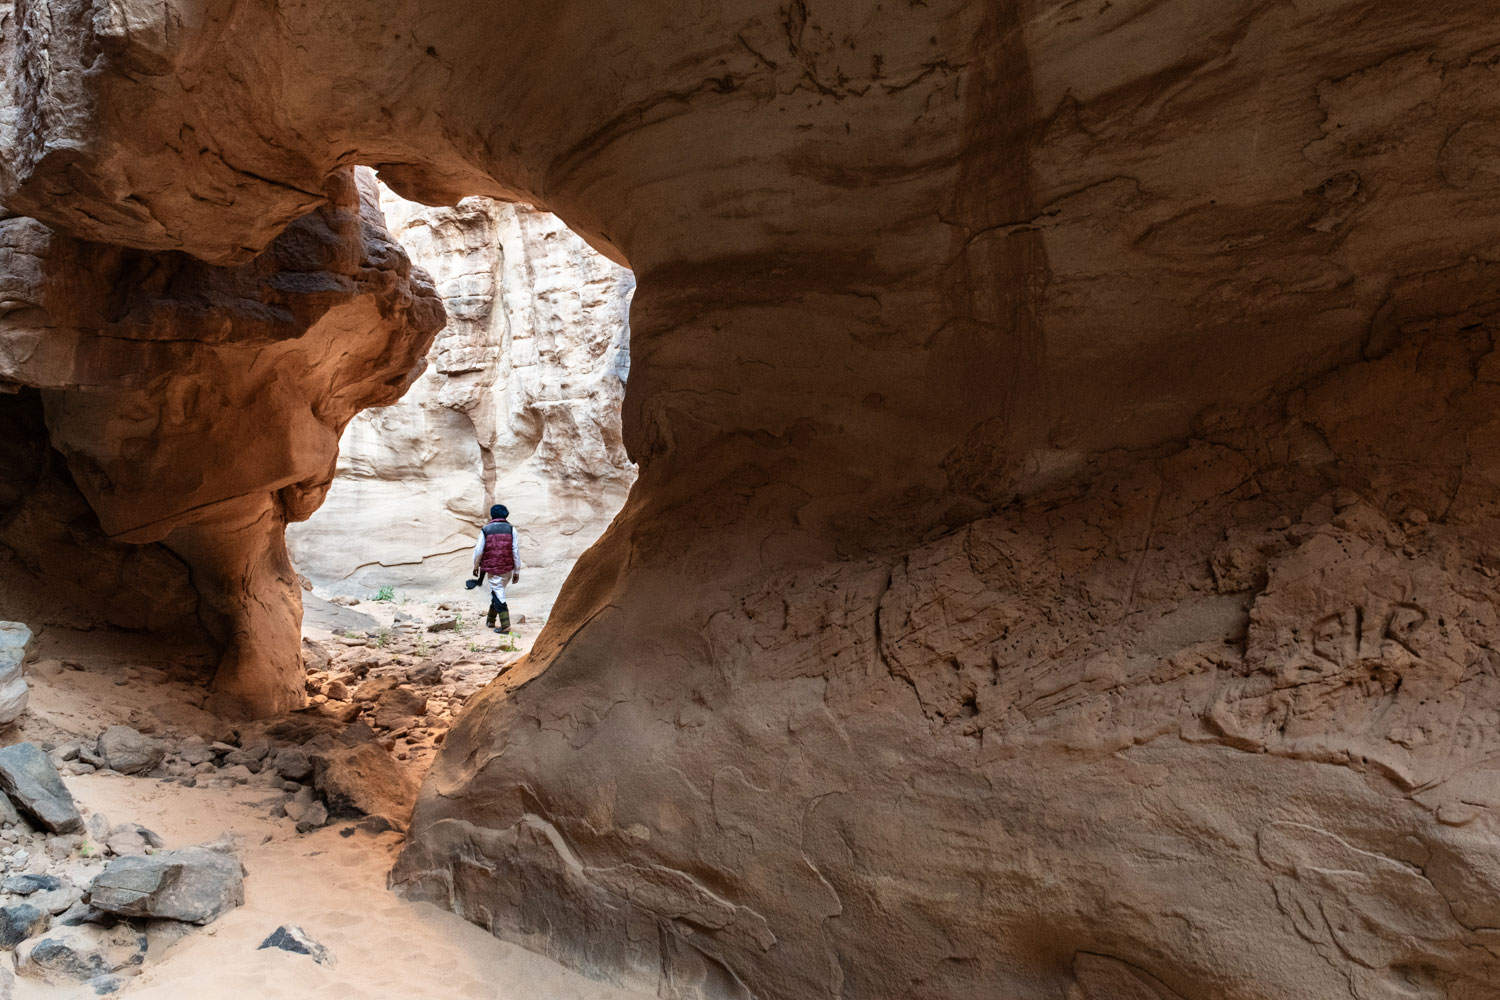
[472,531,487,575]
[511,529,521,582]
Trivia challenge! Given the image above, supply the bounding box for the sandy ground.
[1,604,650,1000]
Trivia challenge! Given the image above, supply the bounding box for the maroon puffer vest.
[479,519,516,575]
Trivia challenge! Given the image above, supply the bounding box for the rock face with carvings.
[4,2,1500,999]
[0,168,443,717]
[286,190,634,607]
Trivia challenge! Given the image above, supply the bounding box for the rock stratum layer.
[286,188,634,606]
[4,2,1500,999]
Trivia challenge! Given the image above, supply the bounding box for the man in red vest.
[471,504,521,633]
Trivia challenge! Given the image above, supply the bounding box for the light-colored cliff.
[287,190,634,610]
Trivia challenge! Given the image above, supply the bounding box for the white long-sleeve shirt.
[472,524,520,573]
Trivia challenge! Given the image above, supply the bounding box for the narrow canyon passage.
[2,2,1500,1000]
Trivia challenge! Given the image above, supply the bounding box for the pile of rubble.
[0,742,244,994]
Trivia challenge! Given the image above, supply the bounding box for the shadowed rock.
[87,848,244,925]
[0,744,81,834]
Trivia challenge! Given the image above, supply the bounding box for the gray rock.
[94,728,162,776]
[294,802,328,834]
[87,847,244,924]
[1,873,61,895]
[103,824,162,858]
[16,923,147,985]
[86,973,128,995]
[0,743,83,833]
[30,885,83,915]
[54,902,112,927]
[0,623,33,725]
[272,749,313,782]
[176,739,214,766]
[258,924,333,966]
[0,902,49,946]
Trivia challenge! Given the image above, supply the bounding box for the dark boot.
[495,601,511,634]
[486,593,501,629]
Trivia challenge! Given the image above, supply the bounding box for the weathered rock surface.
[88,847,245,925]
[0,167,443,717]
[15,923,147,986]
[259,924,334,967]
[0,624,31,725]
[310,744,418,832]
[5,3,1500,1000]
[0,743,81,834]
[94,728,162,777]
[286,191,635,609]
[0,903,48,948]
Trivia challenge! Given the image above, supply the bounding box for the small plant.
[376,630,390,648]
[499,632,520,653]
[467,642,481,652]
[414,641,430,658]
[78,839,96,858]
[454,613,464,629]
[342,630,361,640]
[375,585,395,602]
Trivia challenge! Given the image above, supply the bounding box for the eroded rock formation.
[0,169,442,716]
[5,2,1500,999]
[286,188,634,605]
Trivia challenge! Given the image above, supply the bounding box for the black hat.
[490,504,508,519]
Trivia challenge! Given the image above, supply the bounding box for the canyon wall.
[4,2,1500,999]
[0,168,443,716]
[285,190,634,608]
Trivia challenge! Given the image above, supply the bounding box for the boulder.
[372,686,427,730]
[0,744,82,833]
[15,924,147,985]
[0,903,49,947]
[271,748,312,783]
[94,728,163,776]
[310,744,417,831]
[0,624,32,725]
[87,847,244,925]
[258,925,333,966]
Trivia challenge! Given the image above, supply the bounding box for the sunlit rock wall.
[287,189,634,609]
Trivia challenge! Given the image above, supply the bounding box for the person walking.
[472,504,520,633]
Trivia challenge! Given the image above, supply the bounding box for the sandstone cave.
[1,2,1500,998]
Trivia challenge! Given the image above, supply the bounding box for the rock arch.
[4,2,1500,998]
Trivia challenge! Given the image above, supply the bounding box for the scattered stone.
[2,873,61,895]
[215,765,254,785]
[294,802,328,834]
[373,686,428,730]
[0,743,83,833]
[337,722,376,746]
[30,884,83,915]
[87,846,244,924]
[16,923,148,985]
[54,902,112,927]
[86,814,110,844]
[322,680,349,701]
[86,973,128,994]
[103,825,162,858]
[95,728,162,777]
[310,744,418,832]
[425,618,458,633]
[0,902,50,946]
[208,742,237,756]
[177,739,215,766]
[0,623,33,725]
[405,661,442,685]
[351,676,399,703]
[259,924,334,966]
[272,749,312,783]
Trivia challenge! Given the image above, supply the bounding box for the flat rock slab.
[0,743,82,833]
[311,743,417,832]
[303,595,377,635]
[87,847,244,925]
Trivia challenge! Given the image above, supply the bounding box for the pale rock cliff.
[4,2,1500,999]
[286,189,634,609]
